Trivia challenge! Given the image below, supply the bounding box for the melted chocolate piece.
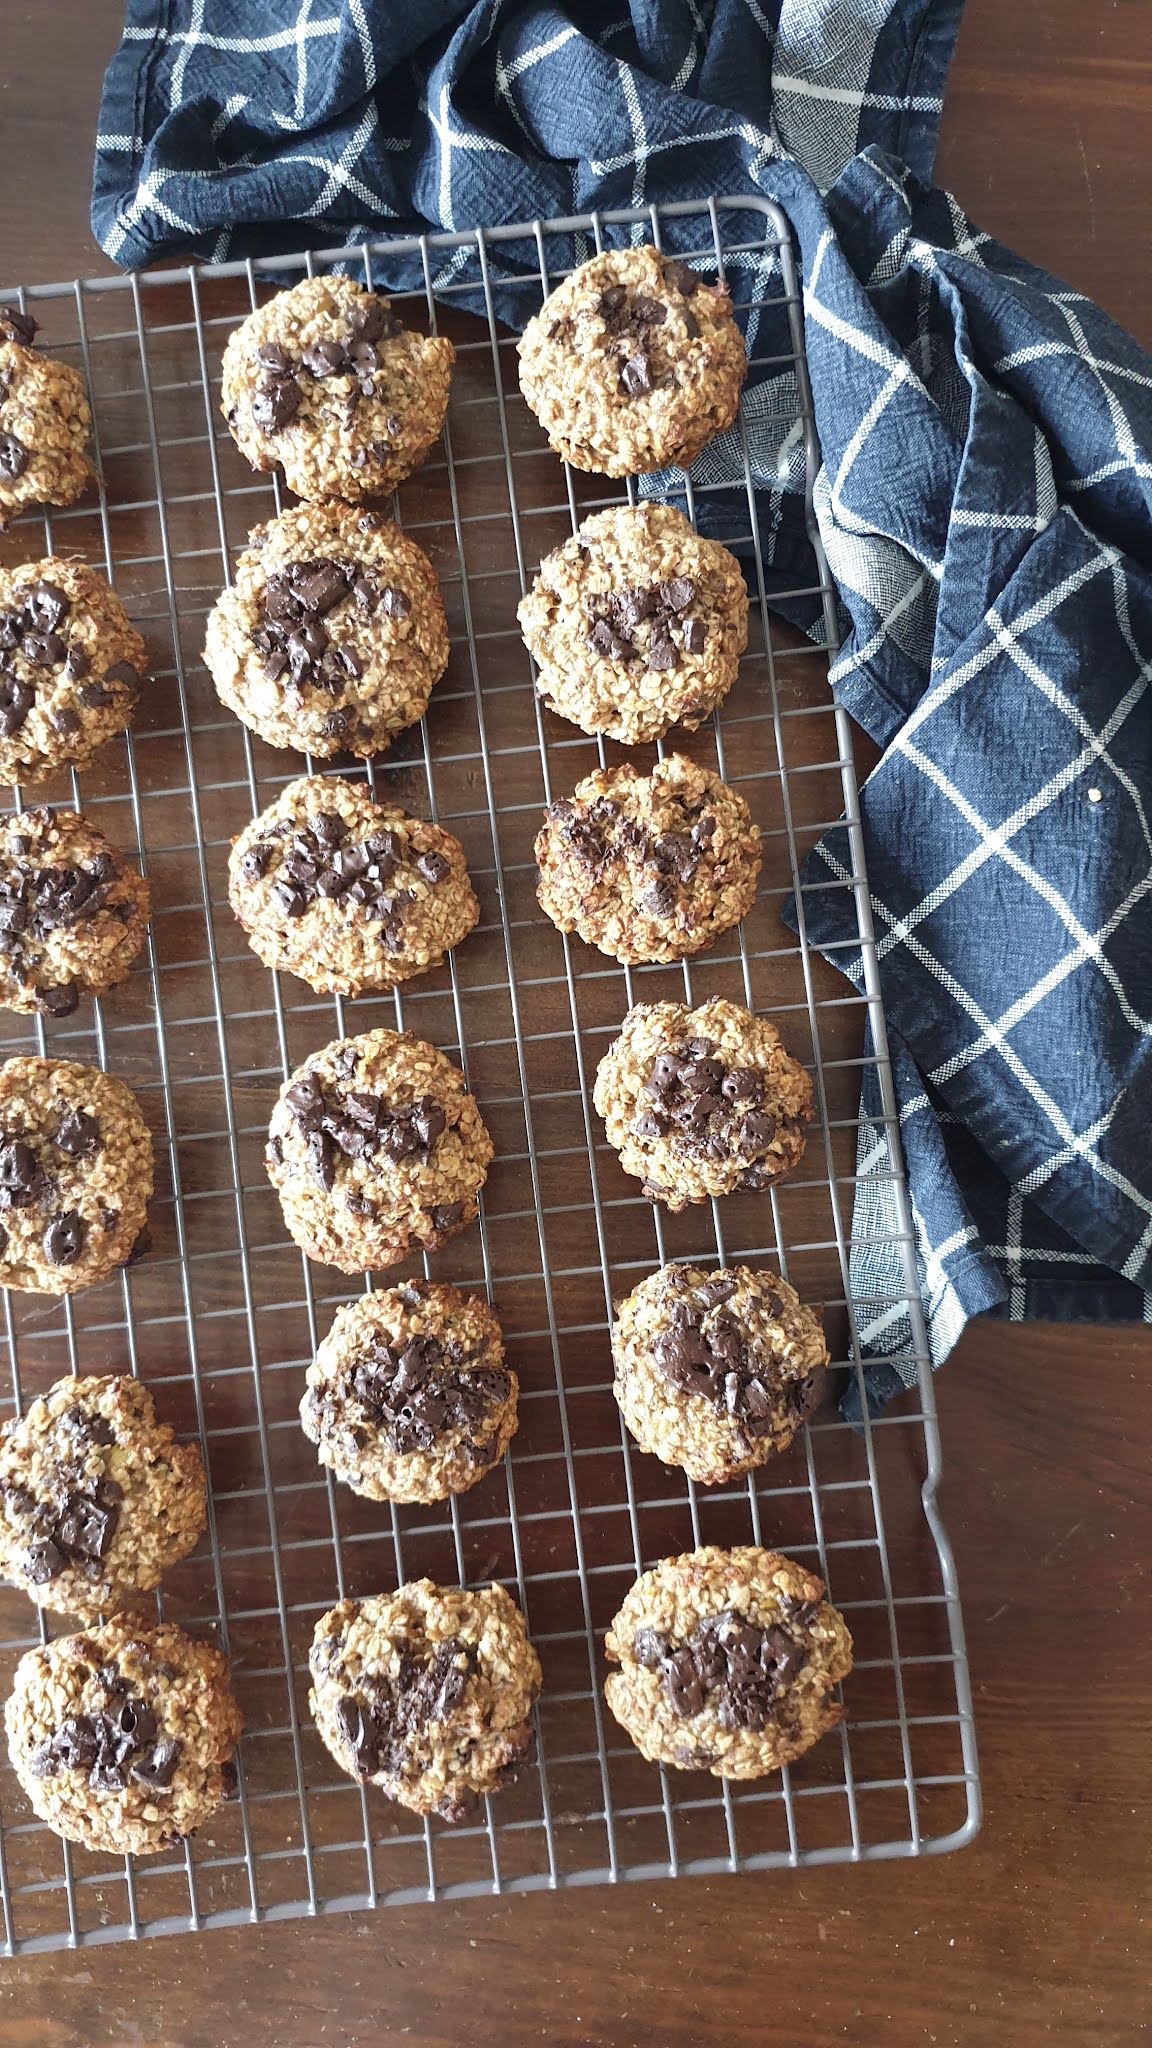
[634,1039,781,1169]
[0,433,28,481]
[543,786,716,915]
[242,807,440,941]
[647,1269,818,1440]
[334,1636,477,1783]
[253,556,399,695]
[332,1328,511,1456]
[0,840,125,996]
[283,1068,449,1176]
[633,1607,809,1731]
[584,574,701,672]
[0,306,37,347]
[43,1211,87,1266]
[0,673,35,738]
[662,258,701,296]
[31,1692,183,1794]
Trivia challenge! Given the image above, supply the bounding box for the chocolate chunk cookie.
[5,1615,242,1855]
[266,1028,492,1274]
[310,1581,540,1820]
[0,806,149,1018]
[300,1281,517,1505]
[229,774,478,998]
[593,998,812,1211]
[0,559,146,782]
[517,246,747,476]
[0,1058,153,1294]
[204,501,449,760]
[604,1546,852,1779]
[612,1264,829,1484]
[517,502,748,743]
[221,275,455,501]
[0,1374,205,1618]
[0,333,94,528]
[536,754,760,965]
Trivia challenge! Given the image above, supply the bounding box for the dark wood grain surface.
[0,3,1150,2043]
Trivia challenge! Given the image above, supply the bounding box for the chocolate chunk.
[23,1536,66,1583]
[241,840,273,883]
[0,432,28,480]
[646,626,677,672]
[103,660,143,695]
[297,563,351,614]
[697,1275,737,1307]
[415,850,448,884]
[660,577,695,613]
[307,1130,336,1192]
[25,581,69,632]
[255,342,292,373]
[44,1211,87,1266]
[682,618,707,654]
[0,1138,37,1196]
[431,1200,465,1232]
[643,877,676,918]
[0,674,35,737]
[56,1491,116,1560]
[663,258,701,296]
[597,285,628,326]
[34,981,79,1017]
[352,299,403,344]
[619,353,653,398]
[0,305,37,346]
[631,294,667,326]
[631,1627,671,1669]
[321,709,352,741]
[301,338,348,378]
[379,586,410,619]
[738,1111,776,1153]
[131,1737,182,1789]
[586,617,632,662]
[663,1648,704,1718]
[251,374,301,432]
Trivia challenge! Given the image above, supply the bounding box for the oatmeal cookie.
[300,1281,516,1505]
[518,502,748,743]
[612,1264,828,1484]
[0,1374,205,1618]
[517,246,746,476]
[266,1028,492,1274]
[0,1058,153,1294]
[310,1581,540,1820]
[204,501,448,760]
[535,754,759,965]
[593,998,812,1210]
[221,275,454,501]
[0,336,93,527]
[0,806,149,1018]
[229,774,478,997]
[604,1546,852,1778]
[5,1616,242,1855]
[0,559,146,782]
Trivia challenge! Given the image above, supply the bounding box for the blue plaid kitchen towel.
[92,3,1152,1410]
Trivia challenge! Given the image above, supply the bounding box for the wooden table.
[1,4,1149,2042]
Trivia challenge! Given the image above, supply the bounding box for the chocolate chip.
[597,285,628,325]
[241,840,273,882]
[0,433,28,480]
[25,582,68,632]
[619,353,652,398]
[0,306,37,346]
[0,1138,37,1195]
[631,294,667,326]
[379,585,410,619]
[255,342,292,373]
[251,374,301,432]
[0,673,34,737]
[431,1200,465,1232]
[663,258,701,295]
[44,1211,86,1265]
[721,1067,759,1101]
[284,1073,326,1132]
[415,850,448,884]
[352,299,403,344]
[103,660,143,695]
[738,1111,776,1153]
[56,1109,101,1158]
[35,982,79,1017]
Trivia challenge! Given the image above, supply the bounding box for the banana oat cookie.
[0,1058,154,1294]
[266,1028,492,1274]
[300,1281,517,1505]
[0,1374,205,1618]
[310,1581,540,1820]
[0,806,150,1018]
[0,558,147,782]
[221,275,455,502]
[229,774,478,998]
[517,502,748,743]
[535,754,760,965]
[0,330,94,527]
[612,1264,828,1485]
[517,246,746,476]
[5,1616,242,1855]
[204,501,449,760]
[604,1546,852,1779]
[593,997,812,1211]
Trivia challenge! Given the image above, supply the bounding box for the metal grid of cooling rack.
[0,195,978,1954]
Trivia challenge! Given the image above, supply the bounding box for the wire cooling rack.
[0,197,978,1953]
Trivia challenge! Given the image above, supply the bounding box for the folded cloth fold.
[92,3,1152,1405]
